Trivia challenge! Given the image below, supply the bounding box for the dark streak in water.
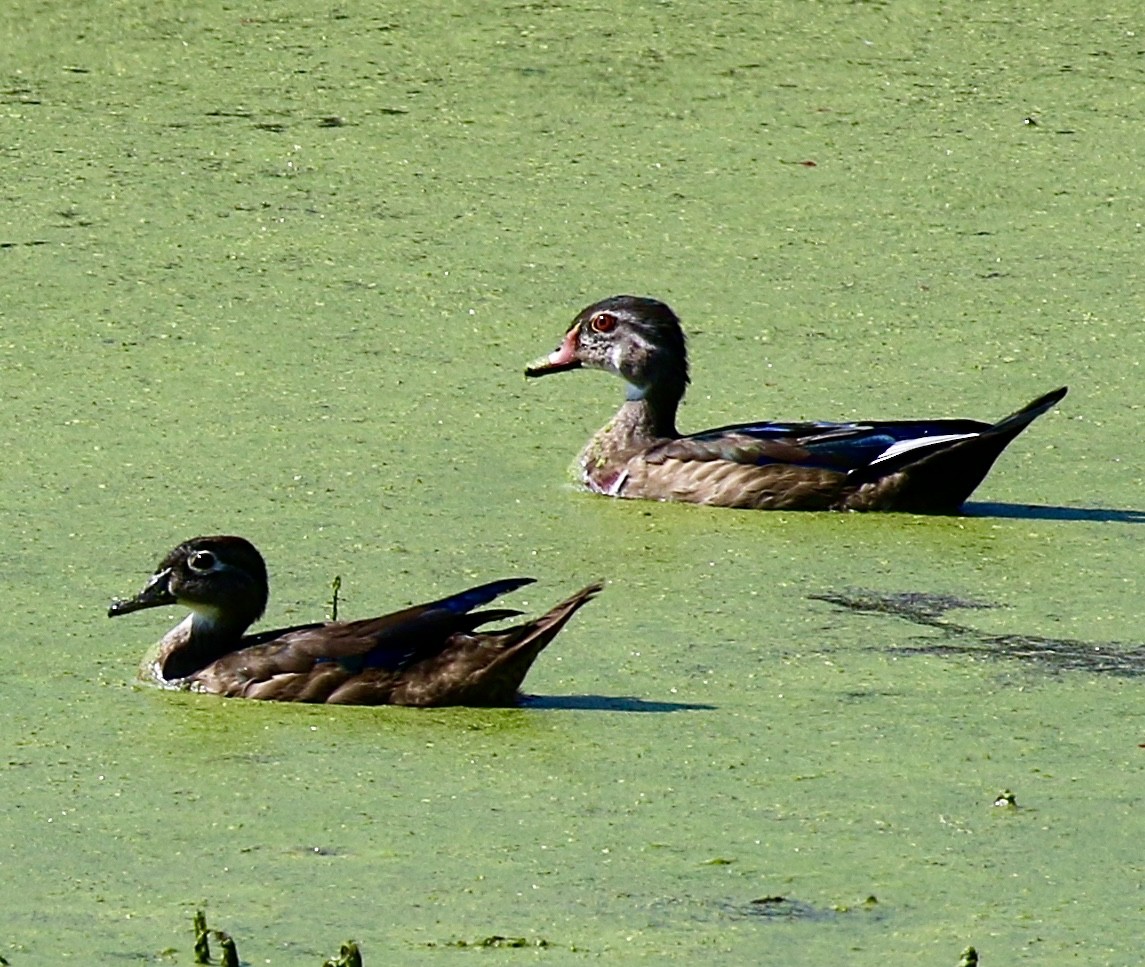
[520,694,716,713]
[812,590,1145,678]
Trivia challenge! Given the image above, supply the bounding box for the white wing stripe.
[870,432,978,465]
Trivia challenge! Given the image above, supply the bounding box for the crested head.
[526,295,690,406]
[109,535,269,632]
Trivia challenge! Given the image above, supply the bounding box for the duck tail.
[472,582,604,704]
[864,387,1067,513]
[989,386,1068,436]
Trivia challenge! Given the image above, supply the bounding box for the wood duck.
[526,295,1067,513]
[108,535,601,706]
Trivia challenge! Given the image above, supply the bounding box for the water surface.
[1,1,1142,964]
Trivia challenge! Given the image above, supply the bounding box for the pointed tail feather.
[473,582,604,703]
[989,386,1068,436]
[499,582,603,660]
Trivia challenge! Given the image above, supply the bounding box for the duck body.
[109,536,600,706]
[526,296,1067,513]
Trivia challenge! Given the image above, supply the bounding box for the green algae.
[1,1,1144,965]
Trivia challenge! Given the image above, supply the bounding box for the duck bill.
[525,328,582,377]
[108,568,177,618]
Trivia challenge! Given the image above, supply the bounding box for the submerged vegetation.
[192,911,361,967]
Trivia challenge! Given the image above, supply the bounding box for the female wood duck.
[526,295,1067,513]
[108,535,601,706]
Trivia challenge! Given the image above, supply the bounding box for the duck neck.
[618,377,682,442]
[576,371,687,494]
[151,610,251,682]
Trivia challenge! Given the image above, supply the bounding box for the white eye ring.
[188,550,217,573]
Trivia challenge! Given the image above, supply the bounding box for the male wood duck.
[526,295,1067,513]
[108,535,601,706]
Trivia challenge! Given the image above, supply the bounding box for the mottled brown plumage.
[526,295,1067,513]
[108,535,601,706]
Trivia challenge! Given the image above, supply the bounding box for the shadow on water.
[962,501,1145,523]
[812,590,1145,678]
[521,694,716,712]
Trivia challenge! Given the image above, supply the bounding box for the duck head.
[108,535,269,634]
[526,295,690,405]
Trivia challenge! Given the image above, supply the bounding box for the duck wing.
[647,418,990,473]
[195,578,534,698]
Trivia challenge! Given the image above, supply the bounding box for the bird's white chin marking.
[189,605,225,633]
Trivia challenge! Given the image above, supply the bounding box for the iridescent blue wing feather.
[427,577,535,614]
[649,419,990,473]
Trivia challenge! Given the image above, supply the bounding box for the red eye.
[590,312,618,333]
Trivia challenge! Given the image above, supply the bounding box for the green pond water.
[2,0,1143,963]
